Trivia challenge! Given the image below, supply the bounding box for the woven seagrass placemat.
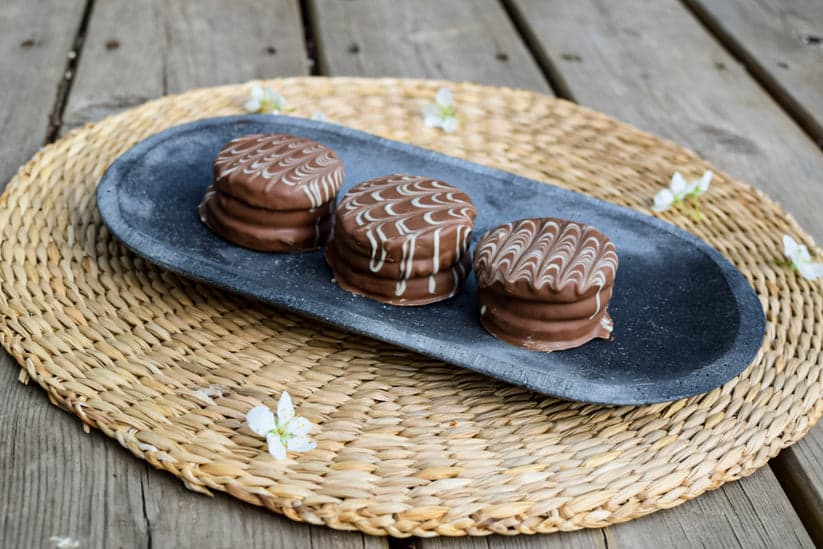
[1,77,821,537]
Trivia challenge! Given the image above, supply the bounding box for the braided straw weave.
[1,77,821,537]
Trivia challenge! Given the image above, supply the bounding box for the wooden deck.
[1,1,822,547]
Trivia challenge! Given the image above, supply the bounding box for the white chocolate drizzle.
[214,134,344,208]
[338,174,475,297]
[474,218,618,308]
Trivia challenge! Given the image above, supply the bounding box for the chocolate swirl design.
[214,134,344,210]
[473,218,618,352]
[199,134,344,252]
[326,174,476,306]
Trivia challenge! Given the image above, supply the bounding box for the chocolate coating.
[199,134,344,252]
[473,218,618,351]
[326,174,476,305]
[213,133,344,210]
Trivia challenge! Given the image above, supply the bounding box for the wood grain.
[602,468,812,548]
[509,0,823,241]
[309,0,550,92]
[0,355,150,549]
[508,3,823,544]
[773,437,823,546]
[422,529,605,549]
[3,1,381,548]
[685,0,823,146]
[2,0,821,547]
[503,0,823,546]
[0,355,386,549]
[0,0,86,183]
[417,468,812,548]
[62,0,309,131]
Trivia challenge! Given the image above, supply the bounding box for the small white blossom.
[422,88,458,133]
[783,235,823,281]
[310,111,327,122]
[49,537,80,549]
[653,170,712,212]
[245,84,288,114]
[247,391,315,460]
[191,384,226,405]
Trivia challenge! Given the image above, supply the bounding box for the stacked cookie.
[199,133,344,252]
[473,218,618,351]
[325,174,477,306]
[200,132,619,353]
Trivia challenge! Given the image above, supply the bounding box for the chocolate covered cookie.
[199,133,344,252]
[326,174,476,305]
[473,218,618,351]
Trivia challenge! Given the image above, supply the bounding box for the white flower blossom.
[310,111,327,122]
[783,235,823,281]
[245,84,288,114]
[653,170,712,212]
[246,391,316,460]
[49,537,79,549]
[422,88,458,133]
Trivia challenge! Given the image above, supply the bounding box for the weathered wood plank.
[772,436,823,546]
[506,0,823,545]
[510,0,823,240]
[312,0,817,546]
[0,354,387,549]
[602,468,812,548]
[141,465,387,549]
[686,0,823,146]
[62,0,309,131]
[422,530,605,548]
[0,355,151,549]
[1,2,382,548]
[418,468,812,549]
[309,0,550,92]
[0,0,86,183]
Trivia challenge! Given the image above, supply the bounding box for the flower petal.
[441,116,458,133]
[423,113,443,128]
[246,405,276,436]
[287,416,314,437]
[250,84,263,100]
[652,189,674,212]
[287,435,317,453]
[783,235,800,258]
[670,172,687,196]
[311,111,327,121]
[422,103,439,116]
[244,99,260,113]
[277,391,295,425]
[266,433,287,459]
[785,236,812,263]
[697,170,712,194]
[797,260,823,281]
[435,88,453,107]
[784,235,812,263]
[808,262,823,280]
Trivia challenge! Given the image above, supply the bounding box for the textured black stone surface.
[97,115,765,405]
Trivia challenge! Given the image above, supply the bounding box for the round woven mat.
[1,77,821,537]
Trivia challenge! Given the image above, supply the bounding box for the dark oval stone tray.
[97,115,765,405]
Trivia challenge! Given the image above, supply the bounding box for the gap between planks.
[681,0,823,149]
[499,0,568,99]
[44,0,95,143]
[299,0,321,76]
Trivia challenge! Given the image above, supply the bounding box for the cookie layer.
[327,174,476,305]
[200,134,343,252]
[473,218,618,351]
